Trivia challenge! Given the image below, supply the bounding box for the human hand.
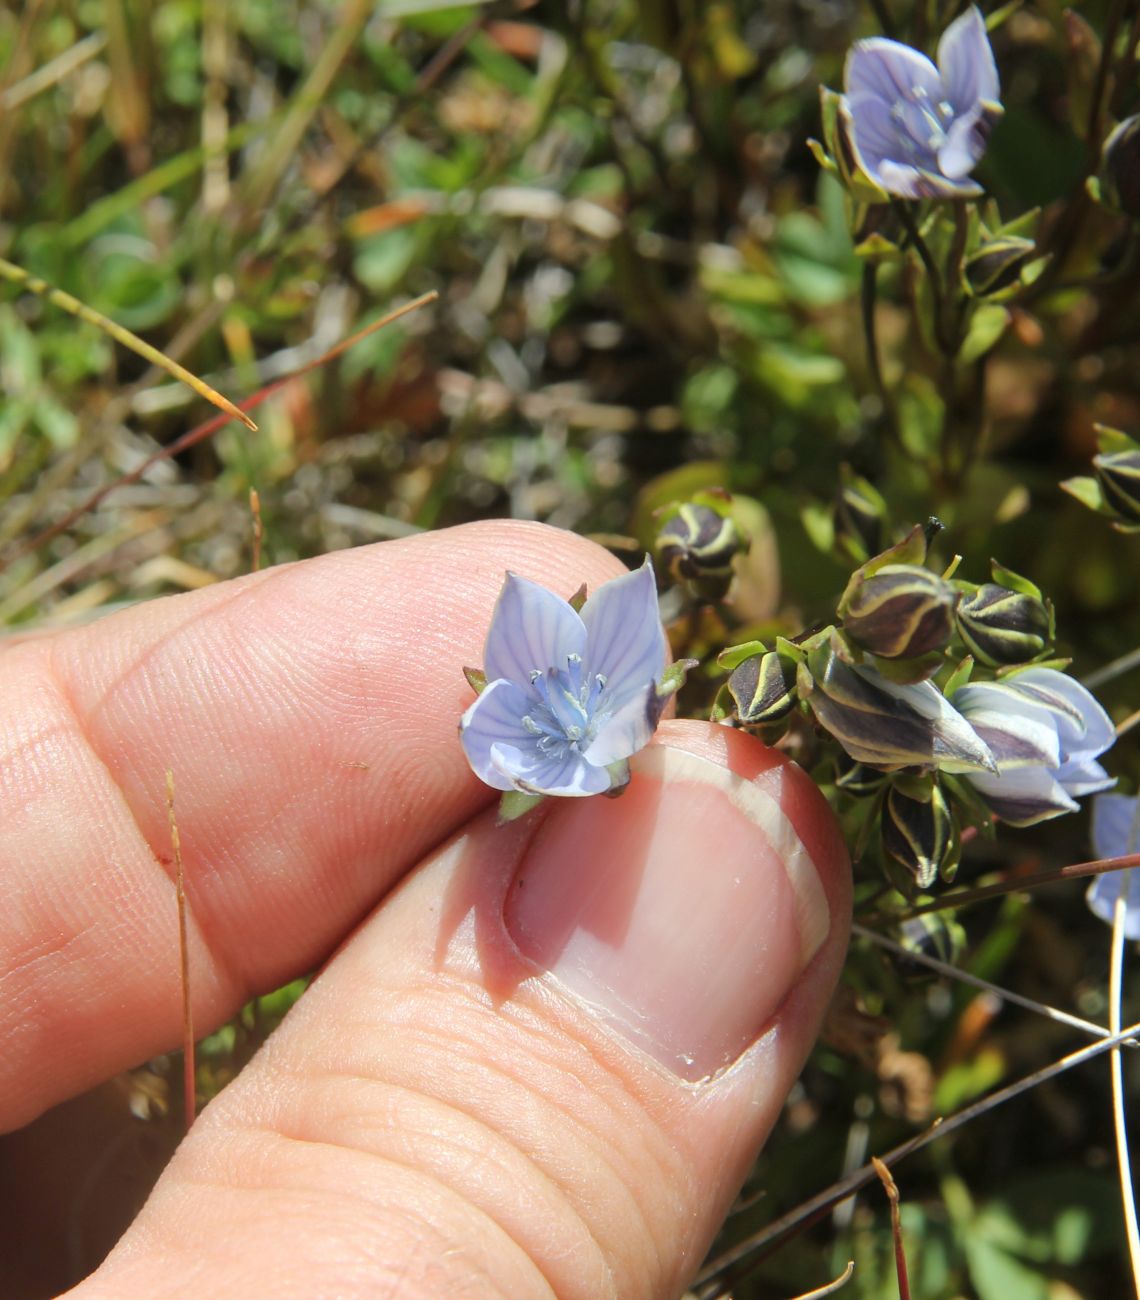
[1,520,850,1298]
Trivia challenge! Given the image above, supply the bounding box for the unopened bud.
[656,504,742,599]
[964,236,1037,296]
[798,634,995,773]
[956,583,1051,666]
[727,650,795,725]
[882,781,957,890]
[1099,115,1140,219]
[1093,449,1140,523]
[840,564,958,660]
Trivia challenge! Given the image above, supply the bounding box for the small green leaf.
[567,582,588,613]
[1059,475,1106,512]
[943,656,975,696]
[958,303,1011,364]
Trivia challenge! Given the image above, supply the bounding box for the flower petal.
[580,558,667,698]
[1093,792,1140,860]
[965,765,1079,826]
[483,572,587,687]
[459,677,540,791]
[1008,668,1116,761]
[843,91,936,184]
[951,682,1062,768]
[937,6,1000,117]
[1086,869,1140,939]
[489,741,613,797]
[1054,755,1114,798]
[937,101,1000,178]
[878,158,981,198]
[583,683,659,767]
[844,37,943,107]
[857,666,997,772]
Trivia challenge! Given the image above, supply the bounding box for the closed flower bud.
[798,633,995,773]
[1093,449,1140,524]
[882,781,957,890]
[840,564,959,660]
[1099,115,1140,219]
[963,236,1036,296]
[956,583,1051,666]
[834,471,887,563]
[727,650,796,725]
[656,504,742,599]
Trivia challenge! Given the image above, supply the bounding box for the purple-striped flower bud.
[956,583,1051,666]
[882,780,958,890]
[1093,449,1140,524]
[840,564,959,660]
[727,650,796,726]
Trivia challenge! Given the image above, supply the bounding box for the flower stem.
[1109,872,1140,1295]
[860,263,901,451]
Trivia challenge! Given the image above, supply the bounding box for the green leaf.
[1059,474,1107,512]
[988,560,1043,599]
[958,303,1011,364]
[658,657,699,698]
[567,582,588,613]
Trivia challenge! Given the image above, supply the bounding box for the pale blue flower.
[951,668,1115,826]
[1086,794,1140,937]
[841,6,1002,198]
[460,559,667,797]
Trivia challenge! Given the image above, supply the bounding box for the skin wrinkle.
[160,1124,564,1300]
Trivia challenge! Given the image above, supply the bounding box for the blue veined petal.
[845,37,943,109]
[845,91,938,179]
[1054,755,1114,798]
[489,741,614,797]
[582,683,658,767]
[1087,794,1140,936]
[1087,869,1140,939]
[580,558,667,699]
[459,677,540,791]
[1012,669,1116,761]
[483,572,587,687]
[937,6,1000,117]
[965,764,1079,826]
[937,102,999,179]
[951,683,1062,768]
[1093,793,1140,860]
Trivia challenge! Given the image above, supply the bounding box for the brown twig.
[872,1157,911,1300]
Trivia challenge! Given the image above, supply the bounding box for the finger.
[0,521,625,1130]
[71,722,851,1300]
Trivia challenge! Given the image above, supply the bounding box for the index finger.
[0,520,625,1130]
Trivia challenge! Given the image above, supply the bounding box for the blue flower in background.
[1087,793,1140,937]
[950,668,1115,826]
[841,6,1002,198]
[460,560,667,797]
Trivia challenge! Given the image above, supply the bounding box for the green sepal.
[463,666,489,695]
[988,560,1042,600]
[1094,424,1139,456]
[497,790,545,824]
[942,656,975,697]
[604,759,631,795]
[658,657,700,699]
[567,582,588,613]
[855,522,928,584]
[806,137,837,174]
[717,639,768,671]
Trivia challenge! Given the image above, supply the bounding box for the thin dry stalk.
[165,770,195,1131]
[871,1157,911,1300]
[1110,870,1140,1294]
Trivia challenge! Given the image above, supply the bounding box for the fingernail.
[504,745,831,1082]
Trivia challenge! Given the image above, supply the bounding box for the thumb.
[71,721,850,1300]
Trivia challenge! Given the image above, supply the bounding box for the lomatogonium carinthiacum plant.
[713,522,1115,898]
[458,516,1116,900]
